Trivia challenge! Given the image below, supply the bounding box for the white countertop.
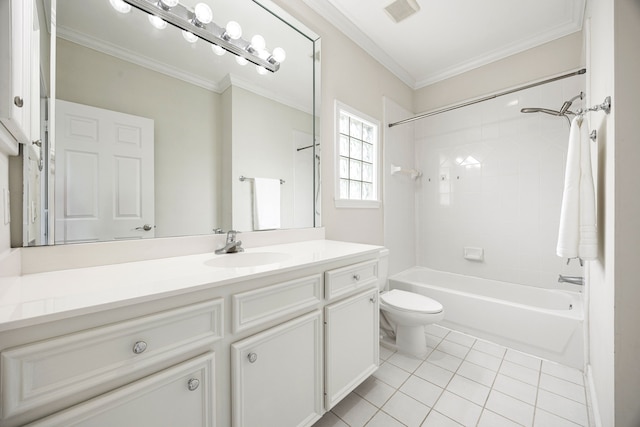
[0,240,382,332]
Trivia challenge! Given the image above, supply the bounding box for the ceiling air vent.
[384,0,420,23]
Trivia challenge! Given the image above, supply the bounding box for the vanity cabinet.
[230,260,380,426]
[0,299,223,427]
[324,287,379,410]
[231,311,323,427]
[0,242,383,427]
[0,0,38,152]
[25,353,215,427]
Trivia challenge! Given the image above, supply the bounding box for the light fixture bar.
[122,0,280,72]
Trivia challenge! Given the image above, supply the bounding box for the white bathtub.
[389,267,584,369]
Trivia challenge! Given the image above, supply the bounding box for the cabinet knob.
[369,296,376,303]
[247,352,258,363]
[352,274,361,281]
[14,96,23,108]
[187,378,200,391]
[132,340,147,354]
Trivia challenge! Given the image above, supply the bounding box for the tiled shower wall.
[414,75,585,289]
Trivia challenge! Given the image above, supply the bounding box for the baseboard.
[586,364,602,427]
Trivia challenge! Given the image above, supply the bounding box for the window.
[335,101,380,208]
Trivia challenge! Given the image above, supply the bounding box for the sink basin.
[204,252,291,268]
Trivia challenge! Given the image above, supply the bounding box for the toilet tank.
[378,248,390,291]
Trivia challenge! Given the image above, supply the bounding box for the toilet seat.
[380,289,443,314]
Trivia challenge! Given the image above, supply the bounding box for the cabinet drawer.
[26,352,215,427]
[232,274,322,333]
[324,259,378,301]
[1,299,223,420]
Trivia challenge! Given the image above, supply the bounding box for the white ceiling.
[302,0,585,89]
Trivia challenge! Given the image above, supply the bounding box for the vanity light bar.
[121,0,281,72]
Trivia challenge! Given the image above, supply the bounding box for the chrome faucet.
[215,230,244,254]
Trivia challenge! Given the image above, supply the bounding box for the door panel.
[55,100,154,243]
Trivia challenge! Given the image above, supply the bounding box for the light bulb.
[159,0,179,9]
[148,15,167,30]
[235,56,249,66]
[182,30,198,43]
[109,0,131,13]
[257,49,270,60]
[211,45,226,56]
[250,35,266,51]
[225,21,242,40]
[194,3,213,25]
[272,47,286,63]
[256,65,268,75]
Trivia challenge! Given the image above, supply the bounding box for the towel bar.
[239,176,285,184]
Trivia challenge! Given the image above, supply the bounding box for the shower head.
[558,101,572,115]
[559,91,584,115]
[520,107,563,116]
[520,91,583,118]
[520,91,583,126]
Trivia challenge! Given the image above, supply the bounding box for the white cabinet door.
[231,311,323,427]
[0,0,35,150]
[325,288,379,410]
[26,353,215,427]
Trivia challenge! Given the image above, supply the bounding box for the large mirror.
[18,0,319,246]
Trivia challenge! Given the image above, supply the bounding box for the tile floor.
[314,325,591,427]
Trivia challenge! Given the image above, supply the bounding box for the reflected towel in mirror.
[253,178,281,230]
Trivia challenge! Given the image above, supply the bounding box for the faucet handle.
[226,230,239,243]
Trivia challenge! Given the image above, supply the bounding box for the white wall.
[587,0,640,426]
[612,1,640,424]
[0,153,10,253]
[383,98,416,276]
[56,39,223,238]
[584,2,615,425]
[414,32,585,114]
[413,76,584,288]
[272,0,414,246]
[229,86,314,231]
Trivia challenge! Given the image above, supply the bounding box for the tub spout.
[558,275,584,286]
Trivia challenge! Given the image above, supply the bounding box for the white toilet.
[378,249,444,358]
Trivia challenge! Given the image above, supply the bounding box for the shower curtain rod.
[388,68,587,128]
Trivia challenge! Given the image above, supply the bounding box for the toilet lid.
[380,289,443,314]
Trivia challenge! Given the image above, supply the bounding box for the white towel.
[252,178,281,230]
[556,116,597,260]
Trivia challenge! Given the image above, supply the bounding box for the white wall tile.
[411,75,586,288]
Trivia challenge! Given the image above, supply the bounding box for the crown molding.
[220,74,313,115]
[57,26,312,114]
[303,0,585,90]
[415,22,584,88]
[301,0,416,88]
[57,26,221,93]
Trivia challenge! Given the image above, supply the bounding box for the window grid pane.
[337,107,377,202]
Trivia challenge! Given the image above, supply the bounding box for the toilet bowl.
[377,250,444,357]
